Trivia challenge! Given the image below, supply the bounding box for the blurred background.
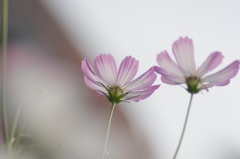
[1,0,240,158]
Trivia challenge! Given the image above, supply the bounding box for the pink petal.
[161,75,185,85]
[116,56,139,86]
[126,85,160,102]
[154,66,169,76]
[123,67,157,91]
[154,66,185,84]
[156,51,185,77]
[94,54,117,86]
[81,58,105,86]
[202,80,230,89]
[202,60,240,83]
[197,52,223,77]
[172,37,196,76]
[84,76,107,96]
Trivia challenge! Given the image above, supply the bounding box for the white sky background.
[42,0,240,159]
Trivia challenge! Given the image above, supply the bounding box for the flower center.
[108,86,125,104]
[185,76,202,94]
[109,86,124,96]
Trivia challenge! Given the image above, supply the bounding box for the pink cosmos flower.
[82,54,160,103]
[154,37,240,93]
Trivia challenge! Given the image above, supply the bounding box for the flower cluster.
[81,37,240,159]
[82,37,239,99]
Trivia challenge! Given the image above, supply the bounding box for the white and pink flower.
[82,54,160,103]
[154,37,240,93]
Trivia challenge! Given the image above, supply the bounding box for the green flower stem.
[13,117,26,149]
[102,102,116,159]
[8,101,24,154]
[172,93,194,159]
[2,0,9,145]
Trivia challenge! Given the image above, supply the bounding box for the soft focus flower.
[82,54,160,103]
[154,37,240,93]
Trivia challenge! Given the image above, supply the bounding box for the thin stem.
[172,93,194,159]
[2,0,9,145]
[13,116,26,149]
[102,103,116,159]
[8,101,24,155]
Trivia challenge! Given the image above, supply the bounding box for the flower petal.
[197,52,223,77]
[161,75,185,85]
[154,66,185,84]
[202,80,230,90]
[94,54,117,86]
[81,58,105,86]
[125,85,160,102]
[172,37,196,75]
[202,60,240,83]
[154,66,169,76]
[116,56,139,86]
[156,51,185,77]
[122,67,157,91]
[84,76,107,96]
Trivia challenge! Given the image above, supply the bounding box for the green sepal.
[186,77,202,94]
[96,82,139,104]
